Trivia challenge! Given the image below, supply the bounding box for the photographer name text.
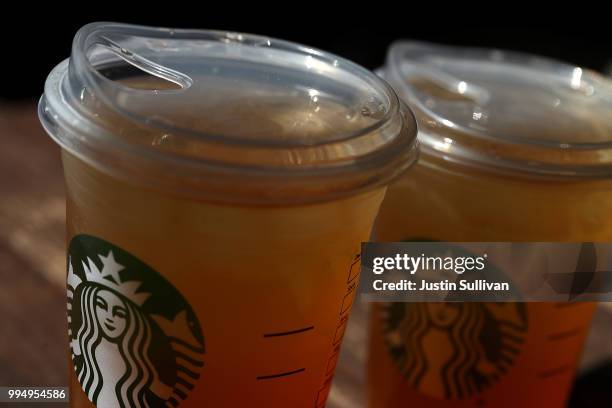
[372,279,509,291]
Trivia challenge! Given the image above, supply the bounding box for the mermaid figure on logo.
[382,302,528,399]
[67,251,204,408]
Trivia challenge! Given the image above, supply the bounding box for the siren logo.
[381,302,527,399]
[67,235,204,407]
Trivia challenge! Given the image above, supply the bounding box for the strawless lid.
[39,23,418,204]
[383,41,612,178]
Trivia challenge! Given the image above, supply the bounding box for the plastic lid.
[384,41,612,178]
[39,23,418,204]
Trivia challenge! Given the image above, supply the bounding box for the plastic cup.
[369,41,612,407]
[39,23,418,408]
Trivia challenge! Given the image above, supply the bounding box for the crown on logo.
[75,250,151,306]
[151,310,204,349]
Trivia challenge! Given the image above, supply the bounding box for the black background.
[0,10,610,100]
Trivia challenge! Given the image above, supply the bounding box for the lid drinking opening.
[87,41,191,91]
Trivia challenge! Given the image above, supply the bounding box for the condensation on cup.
[370,42,612,407]
[38,23,419,408]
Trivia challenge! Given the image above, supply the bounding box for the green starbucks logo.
[67,235,204,407]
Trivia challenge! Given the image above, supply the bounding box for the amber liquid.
[62,90,387,407]
[368,157,612,407]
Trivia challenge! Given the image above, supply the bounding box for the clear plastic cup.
[370,41,612,407]
[38,23,418,408]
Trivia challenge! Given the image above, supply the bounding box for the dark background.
[0,12,610,101]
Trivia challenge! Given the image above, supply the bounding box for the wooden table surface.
[1,104,612,407]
